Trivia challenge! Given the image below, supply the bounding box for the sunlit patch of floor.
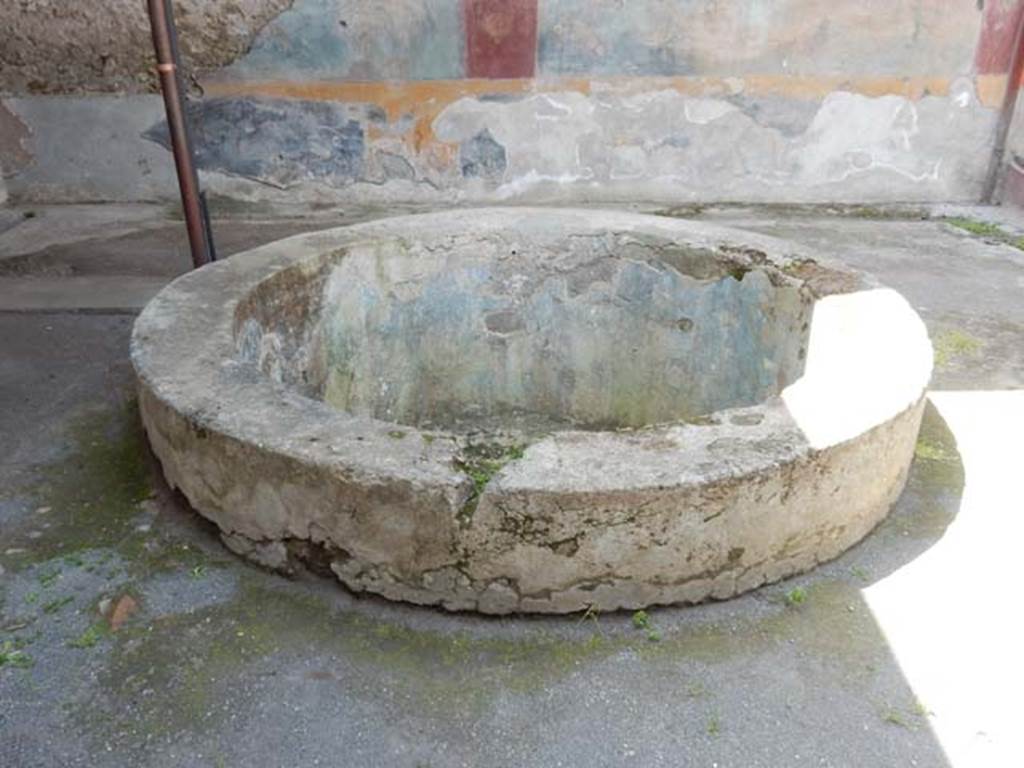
[863,390,1024,768]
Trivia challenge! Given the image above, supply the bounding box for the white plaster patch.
[434,92,600,182]
[432,86,993,202]
[683,98,739,125]
[792,92,936,184]
[949,76,979,110]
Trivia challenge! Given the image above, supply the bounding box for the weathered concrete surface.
[0,205,172,260]
[0,101,33,180]
[132,208,931,613]
[0,0,293,94]
[0,202,358,311]
[3,204,1024,767]
[0,275,169,314]
[1,97,178,203]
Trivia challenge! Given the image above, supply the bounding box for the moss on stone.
[655,203,929,221]
[454,440,528,525]
[914,437,957,463]
[653,203,708,218]
[727,264,751,281]
[70,563,946,750]
[5,400,152,569]
[84,575,619,739]
[843,205,928,220]
[903,401,964,528]
[4,398,236,589]
[942,216,1024,252]
[67,622,108,649]
[933,328,982,368]
[943,216,1004,239]
[0,640,34,669]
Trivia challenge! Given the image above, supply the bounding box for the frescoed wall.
[2,1,1023,204]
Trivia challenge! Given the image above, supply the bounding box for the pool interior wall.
[236,233,814,434]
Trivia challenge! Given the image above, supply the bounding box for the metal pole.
[982,2,1024,203]
[147,0,214,268]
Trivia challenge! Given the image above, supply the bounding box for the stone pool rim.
[131,207,933,614]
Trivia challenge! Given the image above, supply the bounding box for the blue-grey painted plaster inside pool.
[315,242,811,431]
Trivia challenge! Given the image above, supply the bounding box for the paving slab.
[0,276,170,314]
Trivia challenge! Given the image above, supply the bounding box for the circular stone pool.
[131,208,932,613]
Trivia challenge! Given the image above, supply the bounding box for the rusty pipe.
[982,1,1024,203]
[147,0,213,268]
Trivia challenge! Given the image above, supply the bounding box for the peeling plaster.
[432,87,996,202]
[0,0,296,94]
[144,99,367,188]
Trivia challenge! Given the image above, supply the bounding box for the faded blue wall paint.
[144,99,367,185]
[536,0,982,78]
[223,0,465,81]
[213,0,982,83]
[460,129,507,180]
[538,0,697,76]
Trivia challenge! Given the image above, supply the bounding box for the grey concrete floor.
[1,203,1022,768]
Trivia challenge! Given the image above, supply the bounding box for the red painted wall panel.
[463,0,538,79]
[976,0,1024,74]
